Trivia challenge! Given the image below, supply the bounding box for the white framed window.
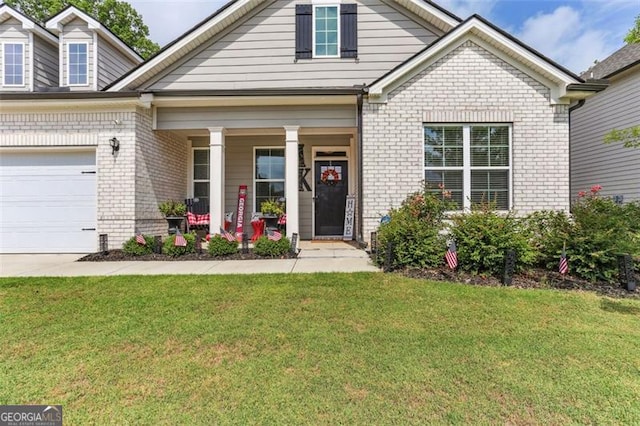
[254,147,285,212]
[424,124,511,210]
[313,5,339,57]
[2,43,24,86]
[67,42,88,86]
[192,148,210,209]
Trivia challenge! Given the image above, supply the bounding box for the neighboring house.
[570,43,640,203]
[1,1,604,253]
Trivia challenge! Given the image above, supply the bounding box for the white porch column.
[284,126,300,238]
[209,127,226,234]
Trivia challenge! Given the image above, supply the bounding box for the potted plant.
[159,200,187,234]
[260,198,285,229]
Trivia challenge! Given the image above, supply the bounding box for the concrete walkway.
[0,241,380,277]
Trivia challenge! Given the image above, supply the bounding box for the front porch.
[185,128,358,241]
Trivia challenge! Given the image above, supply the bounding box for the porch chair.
[185,198,210,234]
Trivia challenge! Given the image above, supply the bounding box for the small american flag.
[268,229,282,241]
[559,248,569,275]
[445,241,458,270]
[174,230,187,247]
[220,227,236,242]
[135,231,146,245]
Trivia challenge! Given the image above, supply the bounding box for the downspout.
[356,91,365,248]
[568,99,586,212]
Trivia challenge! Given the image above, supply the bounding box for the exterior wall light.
[109,137,120,155]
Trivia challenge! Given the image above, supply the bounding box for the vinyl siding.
[190,133,351,239]
[570,69,640,203]
[33,36,58,89]
[145,0,441,91]
[97,34,138,90]
[62,18,93,90]
[156,104,357,130]
[0,17,30,91]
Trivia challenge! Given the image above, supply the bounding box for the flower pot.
[165,216,184,235]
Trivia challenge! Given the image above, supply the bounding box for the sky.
[128,0,639,74]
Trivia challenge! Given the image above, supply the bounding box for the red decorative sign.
[235,185,247,240]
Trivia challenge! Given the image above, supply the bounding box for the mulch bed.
[78,249,297,262]
[399,266,639,299]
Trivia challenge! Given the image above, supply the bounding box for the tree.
[624,14,640,44]
[5,0,159,59]
[604,126,640,148]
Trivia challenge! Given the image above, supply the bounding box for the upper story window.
[295,4,357,60]
[314,6,339,57]
[68,43,88,86]
[3,43,24,86]
[424,125,511,211]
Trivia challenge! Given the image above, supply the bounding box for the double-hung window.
[424,124,511,210]
[192,148,210,210]
[68,43,88,85]
[3,43,24,86]
[254,148,285,212]
[313,5,339,57]
[295,4,357,59]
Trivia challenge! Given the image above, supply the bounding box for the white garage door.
[0,150,97,253]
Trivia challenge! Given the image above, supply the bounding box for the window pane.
[424,126,463,167]
[471,170,509,209]
[471,126,509,167]
[326,44,338,56]
[193,165,209,180]
[193,149,209,165]
[425,170,463,209]
[255,149,285,180]
[194,183,210,208]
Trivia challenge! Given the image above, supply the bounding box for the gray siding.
[0,17,30,91]
[97,34,138,90]
[571,69,640,203]
[33,36,58,88]
[146,0,440,90]
[62,17,94,90]
[156,104,357,130]
[191,133,351,239]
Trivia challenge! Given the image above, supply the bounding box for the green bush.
[524,210,574,269]
[449,204,536,276]
[253,236,291,257]
[375,189,452,269]
[207,235,238,257]
[122,235,155,256]
[567,188,640,282]
[162,233,196,256]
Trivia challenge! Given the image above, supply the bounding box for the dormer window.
[2,43,24,86]
[295,4,357,60]
[68,43,88,86]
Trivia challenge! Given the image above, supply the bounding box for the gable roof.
[368,15,598,104]
[106,0,461,92]
[45,5,142,64]
[0,3,58,45]
[581,43,640,80]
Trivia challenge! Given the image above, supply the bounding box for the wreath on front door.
[320,168,340,186]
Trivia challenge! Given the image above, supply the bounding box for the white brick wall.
[362,41,570,240]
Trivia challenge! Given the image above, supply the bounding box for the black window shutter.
[295,4,312,60]
[340,4,358,58]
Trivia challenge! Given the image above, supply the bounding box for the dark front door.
[314,160,348,236]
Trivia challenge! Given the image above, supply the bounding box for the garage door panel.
[0,151,97,254]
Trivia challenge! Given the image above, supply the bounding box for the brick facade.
[362,41,570,240]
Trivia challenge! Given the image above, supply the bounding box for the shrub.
[567,188,640,282]
[162,233,196,256]
[207,235,238,257]
[158,200,186,217]
[375,189,452,269]
[122,235,155,256]
[449,204,536,276]
[253,236,291,257]
[524,210,574,269]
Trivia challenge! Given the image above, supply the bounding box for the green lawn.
[1,273,639,424]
